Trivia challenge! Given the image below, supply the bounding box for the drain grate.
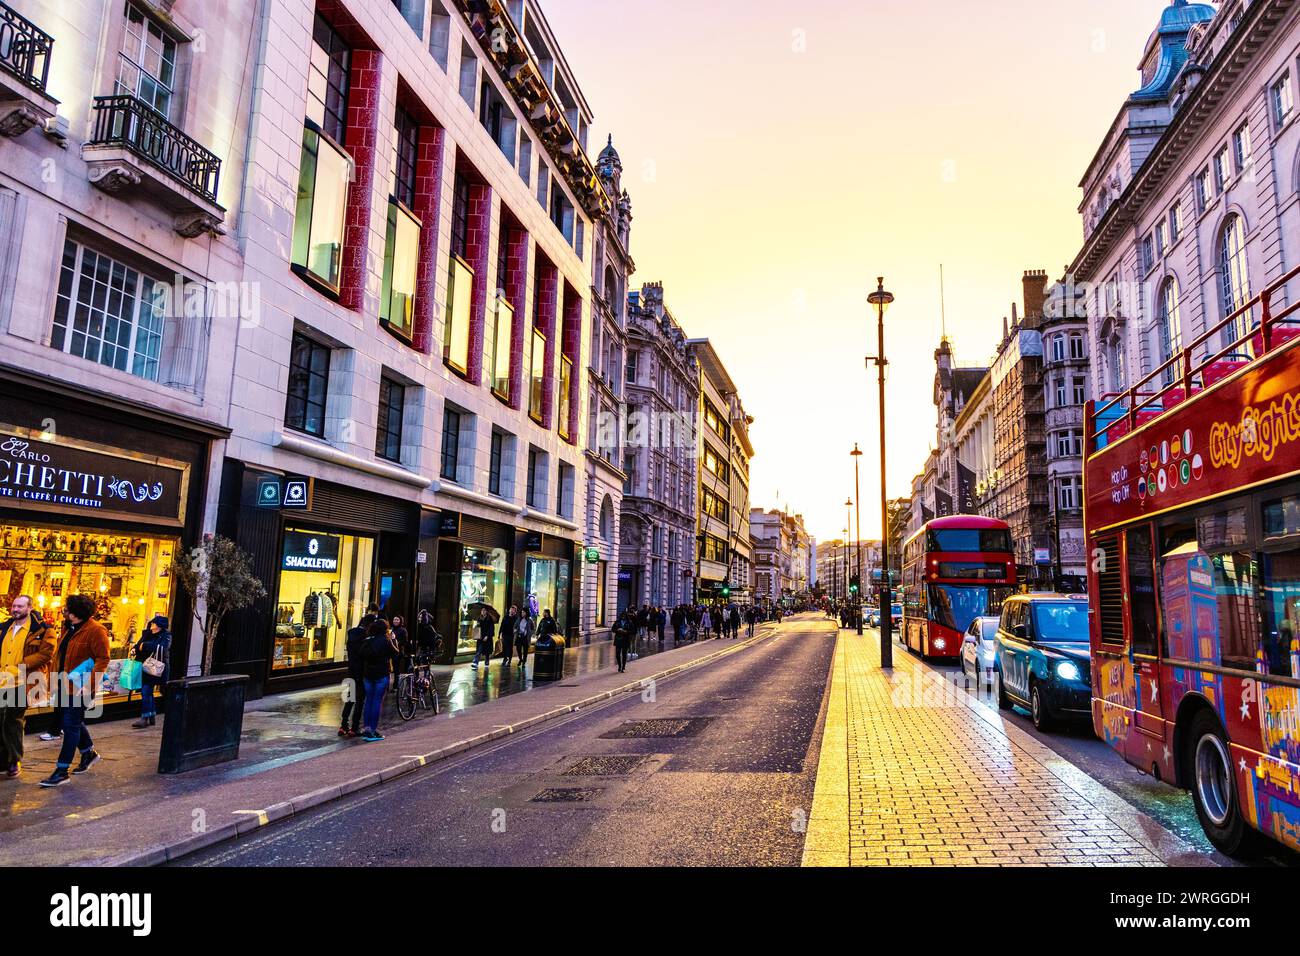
[563,755,648,776]
[531,787,604,803]
[599,717,713,739]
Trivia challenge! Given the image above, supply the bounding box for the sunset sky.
[546,0,1175,541]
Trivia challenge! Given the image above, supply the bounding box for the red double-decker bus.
[900,516,1017,660]
[1085,263,1300,857]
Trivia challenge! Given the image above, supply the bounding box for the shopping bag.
[119,658,143,691]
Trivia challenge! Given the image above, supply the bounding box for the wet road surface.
[179,618,835,867]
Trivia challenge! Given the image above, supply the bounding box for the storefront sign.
[256,476,311,509]
[256,477,282,508]
[283,479,310,509]
[0,428,187,526]
[584,547,600,564]
[523,531,544,553]
[1034,548,1052,565]
[281,531,341,572]
[438,511,461,538]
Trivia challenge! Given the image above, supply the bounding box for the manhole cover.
[531,787,604,803]
[563,755,648,776]
[599,717,713,739]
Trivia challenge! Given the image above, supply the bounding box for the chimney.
[1022,269,1048,323]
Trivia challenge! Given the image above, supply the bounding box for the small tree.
[171,534,267,677]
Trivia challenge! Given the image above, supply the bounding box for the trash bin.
[532,640,564,681]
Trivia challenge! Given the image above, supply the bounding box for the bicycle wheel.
[396,675,417,721]
[427,683,440,715]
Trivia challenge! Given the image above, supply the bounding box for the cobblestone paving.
[804,627,1172,867]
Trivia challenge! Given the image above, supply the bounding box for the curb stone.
[107,623,780,866]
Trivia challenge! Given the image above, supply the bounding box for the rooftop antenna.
[939,264,948,344]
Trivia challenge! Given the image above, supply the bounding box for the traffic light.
[849,575,860,595]
[720,585,730,598]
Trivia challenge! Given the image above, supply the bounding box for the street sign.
[1034,548,1051,565]
[584,547,600,563]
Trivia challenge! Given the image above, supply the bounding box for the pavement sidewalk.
[0,623,777,867]
[802,624,1214,867]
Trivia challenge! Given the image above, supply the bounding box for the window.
[488,430,504,496]
[1169,203,1183,245]
[556,462,574,518]
[550,186,574,244]
[529,327,546,422]
[699,534,728,565]
[306,15,350,142]
[536,163,549,209]
[440,407,461,482]
[1195,168,1212,212]
[292,126,351,292]
[517,137,532,186]
[701,485,729,523]
[381,114,421,340]
[491,295,513,401]
[1233,122,1252,172]
[285,331,330,438]
[375,377,404,462]
[625,350,639,385]
[1219,215,1251,342]
[1054,430,1082,458]
[429,3,451,71]
[1157,277,1183,385]
[1051,335,1065,363]
[703,398,728,441]
[526,447,543,508]
[1155,220,1167,258]
[1214,145,1232,193]
[1273,72,1293,127]
[51,239,165,384]
[444,175,474,373]
[1057,476,1083,512]
[116,6,176,117]
[703,445,729,483]
[457,40,477,108]
[1069,334,1085,360]
[1141,235,1155,274]
[1054,376,1067,409]
[478,80,516,162]
[558,355,573,441]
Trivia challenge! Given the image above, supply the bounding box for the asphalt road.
[179,618,836,867]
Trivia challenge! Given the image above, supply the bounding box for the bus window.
[1127,527,1159,657]
[1210,552,1259,671]
[1259,494,1300,678]
[927,528,1014,553]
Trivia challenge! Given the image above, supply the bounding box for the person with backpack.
[359,619,399,741]
[131,615,170,729]
[514,612,535,670]
[340,606,378,738]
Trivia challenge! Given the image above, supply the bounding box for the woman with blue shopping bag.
[131,616,170,729]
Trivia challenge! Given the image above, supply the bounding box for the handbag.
[119,658,143,691]
[143,650,166,679]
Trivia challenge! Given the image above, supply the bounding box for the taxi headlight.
[1056,661,1081,682]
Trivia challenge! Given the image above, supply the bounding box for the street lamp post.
[851,445,864,635]
[843,504,852,627]
[868,278,895,669]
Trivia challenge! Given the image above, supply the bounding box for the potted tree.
[159,534,267,773]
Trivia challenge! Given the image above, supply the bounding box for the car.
[960,615,1000,687]
[866,608,881,627]
[890,604,902,629]
[992,593,1092,731]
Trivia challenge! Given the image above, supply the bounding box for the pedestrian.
[39,595,109,788]
[471,607,496,669]
[655,607,666,645]
[0,596,54,779]
[501,605,520,666]
[746,605,757,638]
[537,609,558,644]
[670,605,685,645]
[391,615,412,678]
[340,607,378,738]
[359,619,399,741]
[729,604,741,639]
[415,609,440,659]
[701,607,714,640]
[613,610,634,673]
[515,611,534,669]
[131,615,170,729]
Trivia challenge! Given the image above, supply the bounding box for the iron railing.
[0,1,52,93]
[89,94,221,204]
[1088,261,1300,450]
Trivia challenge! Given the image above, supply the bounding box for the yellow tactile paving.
[803,627,1165,867]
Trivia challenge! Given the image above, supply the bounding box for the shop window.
[595,561,607,627]
[285,331,330,438]
[1,524,177,705]
[440,406,461,482]
[274,529,374,672]
[51,239,166,385]
[525,553,570,633]
[375,376,405,463]
[454,545,508,655]
[116,5,177,118]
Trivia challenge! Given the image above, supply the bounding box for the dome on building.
[1133,0,1216,101]
[598,134,621,167]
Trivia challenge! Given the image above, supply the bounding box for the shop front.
[215,462,419,695]
[521,530,577,637]
[423,510,514,664]
[0,373,217,719]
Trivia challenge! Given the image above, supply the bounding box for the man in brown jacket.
[0,596,55,778]
[40,594,109,788]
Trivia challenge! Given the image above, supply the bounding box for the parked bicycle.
[396,650,440,721]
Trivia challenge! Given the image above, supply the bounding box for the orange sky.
[545,0,1175,541]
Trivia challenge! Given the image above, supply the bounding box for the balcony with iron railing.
[0,0,57,137]
[1089,262,1300,450]
[83,94,225,237]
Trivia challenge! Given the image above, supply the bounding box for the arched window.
[599,495,614,541]
[1157,277,1183,385]
[1219,215,1251,342]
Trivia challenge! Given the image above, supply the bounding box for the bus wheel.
[994,668,1012,711]
[1030,683,1054,732]
[1188,712,1258,858]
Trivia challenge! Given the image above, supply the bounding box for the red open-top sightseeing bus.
[1084,262,1300,857]
[900,515,1017,660]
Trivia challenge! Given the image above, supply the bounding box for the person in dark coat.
[612,611,634,673]
[501,606,520,666]
[729,605,742,639]
[514,612,535,669]
[359,619,399,741]
[536,609,559,643]
[340,609,378,738]
[471,607,496,670]
[131,615,171,728]
[655,607,666,645]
